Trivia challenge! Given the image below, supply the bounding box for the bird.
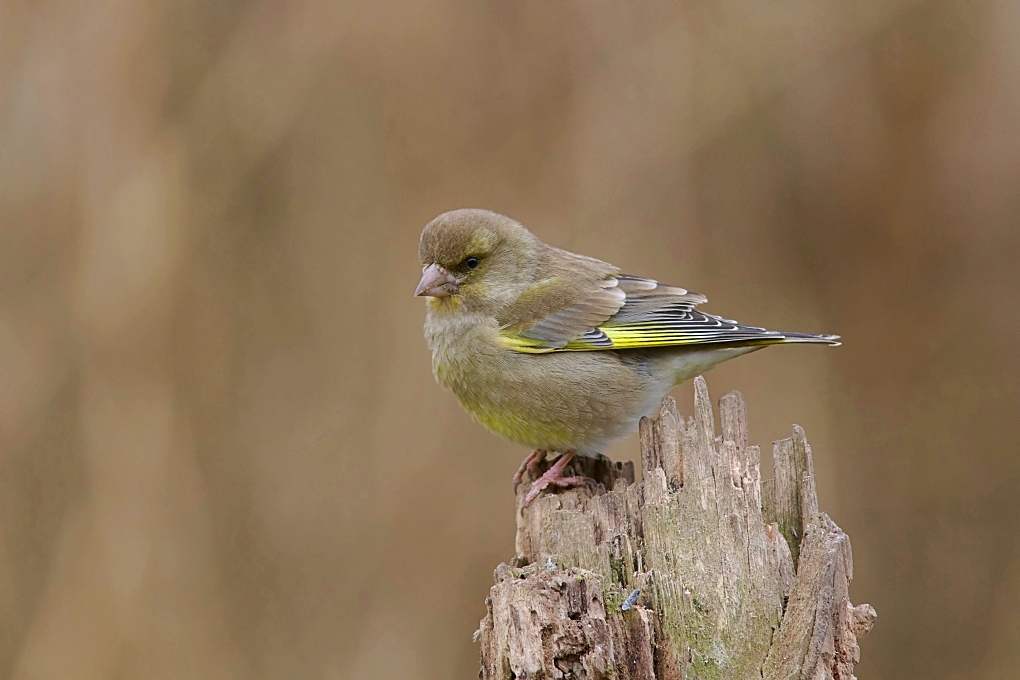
[415,209,838,507]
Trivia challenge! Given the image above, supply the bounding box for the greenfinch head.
[416,209,541,314]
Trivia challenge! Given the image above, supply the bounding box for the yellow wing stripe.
[499,325,780,353]
[496,334,559,353]
[565,327,713,350]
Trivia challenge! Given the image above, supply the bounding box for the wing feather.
[496,248,623,349]
[498,271,839,353]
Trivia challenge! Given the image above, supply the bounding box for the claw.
[512,449,547,492]
[521,451,596,508]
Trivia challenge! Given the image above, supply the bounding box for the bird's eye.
[465,257,479,270]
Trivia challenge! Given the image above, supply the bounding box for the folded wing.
[498,272,839,353]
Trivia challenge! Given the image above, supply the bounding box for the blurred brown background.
[2,0,1019,678]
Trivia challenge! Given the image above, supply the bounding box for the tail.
[770,331,841,346]
[663,332,838,386]
[689,330,841,350]
[683,308,840,348]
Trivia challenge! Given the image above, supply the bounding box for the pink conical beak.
[415,264,459,297]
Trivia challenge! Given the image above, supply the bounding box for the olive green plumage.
[417,209,838,456]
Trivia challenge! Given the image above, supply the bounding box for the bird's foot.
[513,449,547,492]
[522,451,596,508]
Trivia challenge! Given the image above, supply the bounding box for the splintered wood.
[477,377,875,680]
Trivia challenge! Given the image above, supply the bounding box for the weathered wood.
[762,515,876,680]
[478,376,875,679]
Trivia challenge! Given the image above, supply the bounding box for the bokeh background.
[2,1,1019,678]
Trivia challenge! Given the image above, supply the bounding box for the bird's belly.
[441,349,654,455]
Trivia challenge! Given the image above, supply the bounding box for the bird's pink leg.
[522,451,594,508]
[512,449,547,491]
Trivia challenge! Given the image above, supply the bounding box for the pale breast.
[425,310,653,454]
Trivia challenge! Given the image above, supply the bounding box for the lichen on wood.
[477,376,875,679]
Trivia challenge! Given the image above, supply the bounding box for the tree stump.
[477,376,876,680]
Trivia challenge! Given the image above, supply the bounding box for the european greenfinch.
[416,209,838,506]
